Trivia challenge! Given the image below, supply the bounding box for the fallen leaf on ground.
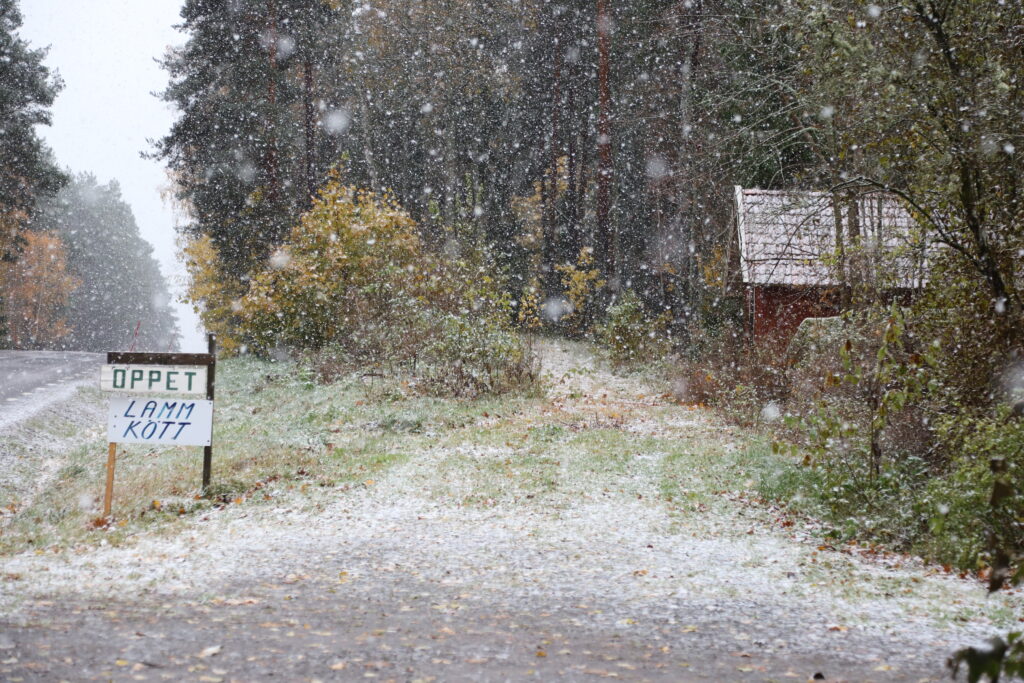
[198,645,221,658]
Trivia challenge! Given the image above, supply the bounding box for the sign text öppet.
[100,364,207,395]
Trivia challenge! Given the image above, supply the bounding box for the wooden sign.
[100,364,207,395]
[100,335,217,519]
[107,398,214,446]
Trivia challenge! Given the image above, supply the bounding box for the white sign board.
[107,398,214,446]
[101,365,208,395]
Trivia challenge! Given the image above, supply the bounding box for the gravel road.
[0,343,1017,682]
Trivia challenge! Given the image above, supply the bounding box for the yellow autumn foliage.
[239,181,419,352]
[184,178,534,394]
[516,278,543,331]
[2,229,79,349]
[180,234,246,355]
[554,247,605,336]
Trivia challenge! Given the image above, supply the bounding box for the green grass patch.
[0,355,536,554]
[425,448,561,506]
[656,437,827,521]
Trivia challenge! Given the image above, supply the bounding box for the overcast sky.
[18,0,207,351]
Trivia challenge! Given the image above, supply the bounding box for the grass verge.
[0,355,536,555]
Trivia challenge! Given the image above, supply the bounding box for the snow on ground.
[0,352,103,527]
[1,342,1019,678]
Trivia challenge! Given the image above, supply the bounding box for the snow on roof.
[734,186,928,288]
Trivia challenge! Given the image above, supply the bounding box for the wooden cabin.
[734,186,929,342]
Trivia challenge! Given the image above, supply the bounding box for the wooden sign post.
[100,334,217,517]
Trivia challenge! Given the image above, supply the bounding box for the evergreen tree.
[0,0,65,215]
[34,174,180,351]
[0,0,67,342]
[154,0,346,279]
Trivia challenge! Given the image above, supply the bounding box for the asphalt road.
[0,350,102,409]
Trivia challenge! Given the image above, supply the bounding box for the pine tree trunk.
[266,0,280,208]
[543,20,563,294]
[674,0,702,328]
[359,93,380,193]
[595,0,614,292]
[303,58,317,206]
[565,80,581,258]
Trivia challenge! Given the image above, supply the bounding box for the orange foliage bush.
[2,230,79,348]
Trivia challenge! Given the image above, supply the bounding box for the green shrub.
[920,409,1024,569]
[209,178,535,396]
[773,301,1024,570]
[598,290,670,366]
[418,309,537,397]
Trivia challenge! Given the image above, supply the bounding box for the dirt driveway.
[0,343,1015,681]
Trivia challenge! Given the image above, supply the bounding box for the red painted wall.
[747,285,841,343]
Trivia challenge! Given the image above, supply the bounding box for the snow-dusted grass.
[0,385,105,532]
[0,339,1019,670]
[0,355,535,554]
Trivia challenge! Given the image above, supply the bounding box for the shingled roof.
[734,187,929,289]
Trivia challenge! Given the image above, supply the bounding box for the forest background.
[0,0,178,352]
